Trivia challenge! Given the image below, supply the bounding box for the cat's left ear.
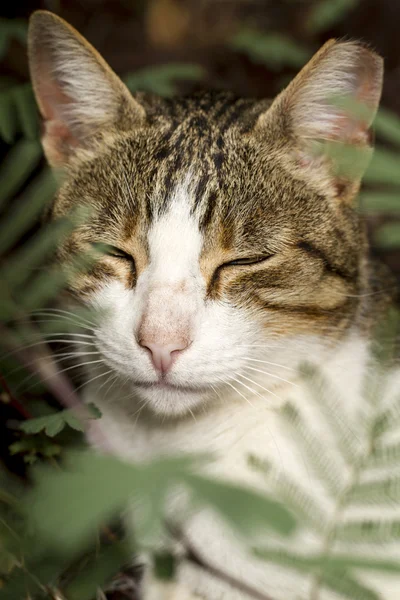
[28,11,145,167]
[257,40,383,200]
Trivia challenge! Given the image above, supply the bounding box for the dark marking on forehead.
[200,190,218,230]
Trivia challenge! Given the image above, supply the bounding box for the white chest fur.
[84,335,400,600]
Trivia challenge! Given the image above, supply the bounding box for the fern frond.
[370,440,400,468]
[335,519,400,543]
[320,569,379,600]
[249,455,328,532]
[299,363,363,462]
[281,402,344,497]
[348,475,400,505]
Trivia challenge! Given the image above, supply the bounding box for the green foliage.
[124,64,205,96]
[0,18,27,60]
[26,451,294,555]
[230,30,310,70]
[0,83,38,143]
[250,362,400,599]
[9,436,61,464]
[306,0,359,33]
[20,403,101,437]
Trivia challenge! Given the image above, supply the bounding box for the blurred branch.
[0,370,32,419]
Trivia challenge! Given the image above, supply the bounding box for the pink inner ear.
[39,76,74,122]
[36,68,82,164]
[330,73,377,146]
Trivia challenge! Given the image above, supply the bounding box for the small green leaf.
[374,222,400,249]
[184,473,296,537]
[44,415,65,438]
[154,551,176,581]
[230,30,310,70]
[359,191,400,214]
[0,90,17,143]
[124,64,205,96]
[365,148,400,186]
[0,140,42,207]
[86,402,102,419]
[0,168,57,255]
[12,84,39,139]
[375,107,400,147]
[307,0,358,33]
[63,412,86,433]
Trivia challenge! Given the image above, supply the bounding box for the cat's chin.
[132,381,211,418]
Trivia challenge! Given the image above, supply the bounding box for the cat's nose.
[139,340,189,374]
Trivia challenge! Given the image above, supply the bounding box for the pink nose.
[139,340,189,374]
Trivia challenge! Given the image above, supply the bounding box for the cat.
[28,10,400,600]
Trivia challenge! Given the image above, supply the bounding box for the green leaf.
[307,0,359,33]
[348,475,400,505]
[154,551,176,581]
[248,454,327,532]
[0,140,42,207]
[280,402,343,496]
[26,451,199,556]
[0,89,17,143]
[20,409,88,438]
[375,108,400,147]
[0,168,57,255]
[370,439,400,467]
[321,569,380,600]
[299,363,363,462]
[0,19,27,59]
[359,191,400,214]
[365,147,400,186]
[374,222,400,249]
[12,84,39,139]
[62,542,131,600]
[63,412,86,433]
[184,473,296,537]
[44,415,66,437]
[230,30,310,70]
[335,519,400,543]
[124,64,205,96]
[86,403,102,419]
[253,547,400,575]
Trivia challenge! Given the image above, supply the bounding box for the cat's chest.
[85,380,337,496]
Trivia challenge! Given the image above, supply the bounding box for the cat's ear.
[258,40,383,200]
[28,11,145,167]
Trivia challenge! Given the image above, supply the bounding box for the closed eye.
[93,243,135,263]
[221,254,274,267]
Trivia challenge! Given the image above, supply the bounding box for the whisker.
[73,368,116,395]
[217,376,255,409]
[241,357,295,371]
[0,338,96,362]
[243,365,299,388]
[30,307,97,328]
[5,350,103,377]
[15,358,105,393]
[236,372,281,401]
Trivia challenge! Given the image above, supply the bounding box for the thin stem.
[0,370,32,419]
[173,526,277,600]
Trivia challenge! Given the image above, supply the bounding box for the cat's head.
[28,11,383,417]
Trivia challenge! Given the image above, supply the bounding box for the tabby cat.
[28,10,399,600]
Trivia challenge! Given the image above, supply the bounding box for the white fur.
[82,179,400,599]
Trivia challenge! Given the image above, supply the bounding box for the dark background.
[2,0,400,469]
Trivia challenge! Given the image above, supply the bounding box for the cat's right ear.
[28,11,145,168]
[256,40,383,201]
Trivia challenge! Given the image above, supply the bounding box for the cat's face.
[28,11,383,416]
